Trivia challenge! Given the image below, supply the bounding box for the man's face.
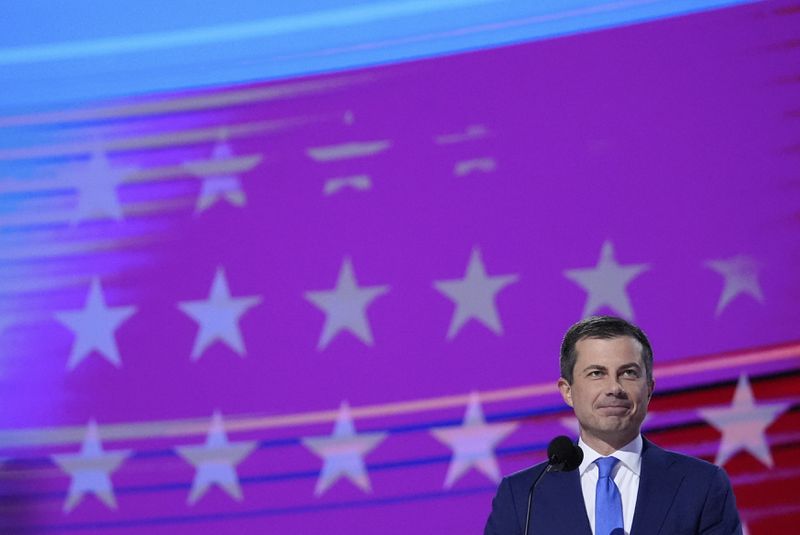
[557,336,653,451]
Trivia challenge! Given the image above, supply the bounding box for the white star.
[188,139,247,213]
[705,255,764,316]
[178,267,261,361]
[563,240,649,320]
[64,149,132,223]
[55,278,137,371]
[698,374,789,467]
[430,393,518,488]
[301,401,387,496]
[434,247,519,339]
[51,420,130,513]
[304,258,389,350]
[175,411,257,505]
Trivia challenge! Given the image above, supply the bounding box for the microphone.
[547,435,584,472]
[523,436,583,535]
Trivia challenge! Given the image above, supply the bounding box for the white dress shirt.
[578,434,643,535]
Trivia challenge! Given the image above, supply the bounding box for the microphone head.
[547,435,583,472]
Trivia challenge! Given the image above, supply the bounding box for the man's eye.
[622,369,640,377]
[588,371,603,377]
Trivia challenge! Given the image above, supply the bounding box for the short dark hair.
[560,315,653,384]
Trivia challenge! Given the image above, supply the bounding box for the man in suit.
[484,315,742,534]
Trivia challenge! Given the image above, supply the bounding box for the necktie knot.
[596,456,619,479]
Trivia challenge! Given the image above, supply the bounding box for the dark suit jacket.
[484,438,741,534]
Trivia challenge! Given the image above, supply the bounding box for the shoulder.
[492,459,551,501]
[484,461,550,535]
[505,459,549,486]
[644,440,714,468]
[642,439,731,484]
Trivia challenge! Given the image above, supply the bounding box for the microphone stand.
[523,463,555,535]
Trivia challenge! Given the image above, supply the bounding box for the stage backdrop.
[0,1,798,533]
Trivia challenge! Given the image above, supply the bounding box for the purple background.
[1,1,799,533]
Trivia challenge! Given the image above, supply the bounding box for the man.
[484,316,742,534]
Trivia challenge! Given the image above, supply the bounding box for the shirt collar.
[578,434,643,476]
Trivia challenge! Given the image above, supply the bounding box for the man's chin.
[594,420,637,437]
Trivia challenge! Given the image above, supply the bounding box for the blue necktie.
[595,456,624,535]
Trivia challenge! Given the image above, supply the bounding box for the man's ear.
[557,377,573,407]
[648,379,655,400]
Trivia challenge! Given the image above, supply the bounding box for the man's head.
[557,316,655,453]
[560,315,653,385]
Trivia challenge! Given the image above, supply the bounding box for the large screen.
[1,1,798,533]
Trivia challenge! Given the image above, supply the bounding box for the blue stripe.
[0,0,759,113]
[0,402,567,464]
[0,0,499,65]
[5,484,496,532]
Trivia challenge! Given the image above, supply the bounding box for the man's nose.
[606,378,626,396]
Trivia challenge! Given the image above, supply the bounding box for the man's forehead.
[574,335,644,361]
[575,334,641,346]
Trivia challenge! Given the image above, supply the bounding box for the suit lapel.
[533,469,592,534]
[631,439,685,535]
